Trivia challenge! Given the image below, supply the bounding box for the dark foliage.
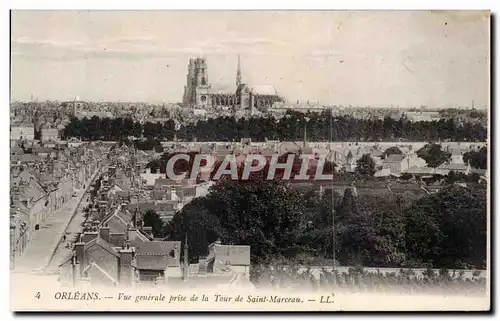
[164,178,486,270]
[62,111,486,142]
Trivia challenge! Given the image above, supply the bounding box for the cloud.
[102,36,157,45]
[195,37,287,53]
[13,37,86,48]
[11,37,186,61]
[11,35,290,61]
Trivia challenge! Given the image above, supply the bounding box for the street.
[13,169,100,273]
[44,196,89,272]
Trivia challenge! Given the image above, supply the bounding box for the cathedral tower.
[236,53,242,87]
[182,57,211,109]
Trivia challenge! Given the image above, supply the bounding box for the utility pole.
[183,233,189,281]
[330,107,336,290]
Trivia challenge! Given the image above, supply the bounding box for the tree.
[417,143,452,168]
[164,179,307,263]
[62,114,487,143]
[143,210,165,238]
[358,193,409,266]
[383,146,403,159]
[463,147,487,169]
[404,185,486,269]
[336,188,376,265]
[355,154,376,176]
[164,199,223,262]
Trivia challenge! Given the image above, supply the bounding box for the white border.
[1,1,498,320]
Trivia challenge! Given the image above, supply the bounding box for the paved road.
[45,197,89,272]
[13,169,100,273]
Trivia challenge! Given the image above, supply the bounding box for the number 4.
[35,292,41,299]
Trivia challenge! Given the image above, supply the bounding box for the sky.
[10,11,490,108]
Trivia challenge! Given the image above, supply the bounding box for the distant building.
[404,111,441,122]
[41,128,59,142]
[11,123,34,141]
[182,55,283,112]
[67,137,83,148]
[269,101,326,115]
[381,154,409,175]
[206,240,251,278]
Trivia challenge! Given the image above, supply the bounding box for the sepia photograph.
[8,10,490,312]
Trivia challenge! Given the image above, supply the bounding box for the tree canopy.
[383,146,403,159]
[142,210,165,238]
[355,154,376,176]
[463,147,487,169]
[163,178,486,269]
[62,112,487,142]
[417,143,452,168]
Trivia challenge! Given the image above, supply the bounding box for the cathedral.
[182,55,284,112]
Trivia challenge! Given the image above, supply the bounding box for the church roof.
[250,85,278,96]
[211,84,237,94]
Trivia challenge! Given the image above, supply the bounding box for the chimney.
[142,226,153,237]
[82,231,98,243]
[99,224,110,243]
[171,187,178,201]
[198,257,207,275]
[118,245,135,287]
[127,224,137,242]
[74,241,85,275]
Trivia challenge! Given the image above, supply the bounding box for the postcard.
[9,10,490,312]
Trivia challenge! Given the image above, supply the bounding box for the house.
[140,168,165,187]
[381,155,409,175]
[10,203,30,262]
[31,146,56,158]
[405,166,435,177]
[134,241,181,281]
[68,137,83,148]
[59,236,131,288]
[42,139,59,148]
[434,162,471,176]
[41,128,60,142]
[59,226,181,287]
[11,123,35,141]
[11,147,24,157]
[206,240,251,278]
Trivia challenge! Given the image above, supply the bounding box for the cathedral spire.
[236,53,242,87]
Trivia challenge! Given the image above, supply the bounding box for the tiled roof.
[20,154,36,162]
[134,241,181,270]
[405,167,435,174]
[84,237,120,258]
[154,178,179,188]
[211,244,250,266]
[21,184,46,203]
[116,191,130,198]
[437,162,467,171]
[384,154,406,162]
[136,241,179,255]
[11,147,24,155]
[134,254,168,270]
[183,187,196,198]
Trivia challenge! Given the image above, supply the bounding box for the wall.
[41,129,59,141]
[11,126,35,141]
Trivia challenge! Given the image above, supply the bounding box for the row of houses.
[160,137,487,178]
[9,140,106,265]
[10,122,62,142]
[59,159,251,288]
